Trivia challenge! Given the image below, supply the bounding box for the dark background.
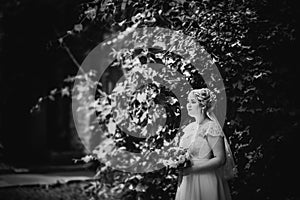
[0,0,92,166]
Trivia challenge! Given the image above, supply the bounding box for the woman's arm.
[183,135,226,175]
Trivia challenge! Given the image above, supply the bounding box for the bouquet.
[158,146,192,187]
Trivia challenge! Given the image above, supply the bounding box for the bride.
[175,88,236,200]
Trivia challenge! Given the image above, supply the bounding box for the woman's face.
[186,93,201,117]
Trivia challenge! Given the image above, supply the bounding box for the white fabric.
[206,111,237,180]
[175,120,232,200]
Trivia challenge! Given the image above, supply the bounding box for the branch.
[62,42,85,74]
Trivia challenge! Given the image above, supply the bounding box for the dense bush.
[57,1,296,200]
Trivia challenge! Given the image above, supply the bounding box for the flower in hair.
[191,88,216,109]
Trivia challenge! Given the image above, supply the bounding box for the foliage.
[30,0,296,199]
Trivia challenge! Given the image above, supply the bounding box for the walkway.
[0,165,95,188]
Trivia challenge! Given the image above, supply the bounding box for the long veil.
[207,111,238,180]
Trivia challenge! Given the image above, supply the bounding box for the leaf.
[74,24,83,32]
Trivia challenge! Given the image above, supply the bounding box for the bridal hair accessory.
[191,88,217,111]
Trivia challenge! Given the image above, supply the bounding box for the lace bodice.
[179,120,224,160]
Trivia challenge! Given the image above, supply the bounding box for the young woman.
[175,88,235,200]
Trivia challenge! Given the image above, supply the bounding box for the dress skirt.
[175,159,232,200]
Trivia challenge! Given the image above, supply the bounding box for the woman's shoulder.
[203,120,223,137]
[200,119,215,129]
[204,119,220,127]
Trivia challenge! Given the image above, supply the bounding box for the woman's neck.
[195,115,206,125]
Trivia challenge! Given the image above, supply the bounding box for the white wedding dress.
[175,120,232,200]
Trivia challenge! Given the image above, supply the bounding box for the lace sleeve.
[204,121,224,137]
